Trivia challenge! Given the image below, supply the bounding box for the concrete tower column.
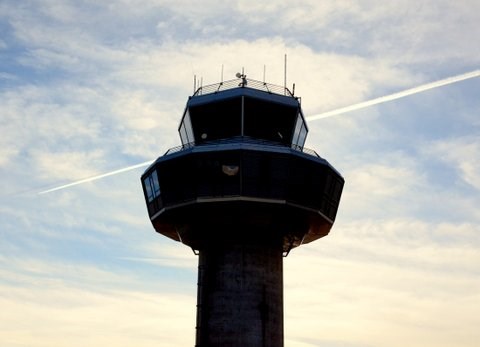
[195,234,284,347]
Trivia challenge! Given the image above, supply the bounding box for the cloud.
[32,149,106,181]
[284,218,480,347]
[425,136,480,191]
[335,150,428,220]
[122,242,197,269]
[0,72,17,80]
[0,257,196,347]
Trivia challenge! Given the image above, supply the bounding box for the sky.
[0,1,479,346]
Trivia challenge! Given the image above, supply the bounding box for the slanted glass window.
[291,109,308,148]
[179,122,188,145]
[243,97,297,145]
[184,110,194,144]
[179,109,195,145]
[144,176,153,201]
[144,170,161,202]
[189,98,242,144]
[297,122,307,148]
[292,112,302,147]
[151,170,160,196]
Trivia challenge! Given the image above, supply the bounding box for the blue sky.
[1,1,479,346]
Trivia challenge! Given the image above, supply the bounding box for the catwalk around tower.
[141,76,344,347]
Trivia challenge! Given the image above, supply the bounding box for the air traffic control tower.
[141,76,344,347]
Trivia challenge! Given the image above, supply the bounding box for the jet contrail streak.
[306,69,480,121]
[38,70,480,194]
[38,160,154,195]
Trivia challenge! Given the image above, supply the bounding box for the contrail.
[38,70,479,194]
[38,160,154,195]
[306,69,480,121]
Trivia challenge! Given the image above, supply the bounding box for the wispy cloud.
[285,218,480,347]
[424,136,480,191]
[0,257,196,347]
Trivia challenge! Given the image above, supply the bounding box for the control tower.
[141,76,344,347]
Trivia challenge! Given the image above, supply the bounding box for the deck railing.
[193,78,295,98]
[164,136,320,158]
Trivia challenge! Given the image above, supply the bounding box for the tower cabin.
[142,77,343,254]
[179,78,308,150]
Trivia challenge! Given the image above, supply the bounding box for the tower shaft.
[195,235,283,347]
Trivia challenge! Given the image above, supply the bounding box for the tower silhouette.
[141,76,344,347]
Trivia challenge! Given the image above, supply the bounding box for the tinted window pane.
[184,110,194,143]
[179,123,188,145]
[243,97,297,145]
[189,98,242,144]
[297,123,307,148]
[292,112,302,146]
[143,177,154,202]
[152,170,161,196]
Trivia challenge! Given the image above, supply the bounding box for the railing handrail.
[193,78,295,98]
[164,136,320,158]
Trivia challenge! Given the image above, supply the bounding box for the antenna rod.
[284,54,287,95]
[221,64,224,83]
[193,75,197,94]
[263,65,266,83]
